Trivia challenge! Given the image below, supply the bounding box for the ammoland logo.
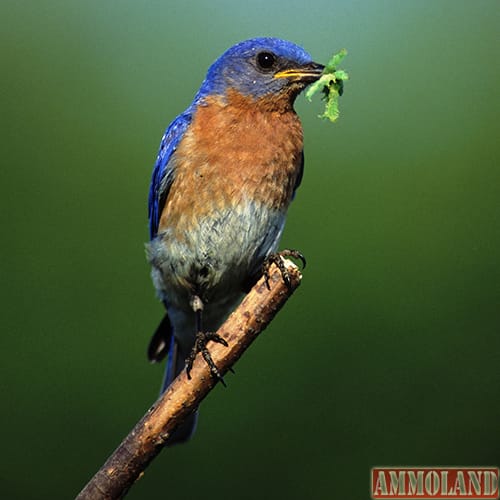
[371,467,499,499]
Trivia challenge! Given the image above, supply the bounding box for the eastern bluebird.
[146,37,323,444]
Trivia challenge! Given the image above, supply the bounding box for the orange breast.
[158,89,304,237]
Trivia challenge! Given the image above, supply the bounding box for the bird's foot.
[185,331,228,386]
[262,249,306,290]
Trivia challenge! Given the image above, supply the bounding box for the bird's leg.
[185,295,228,385]
[262,249,306,290]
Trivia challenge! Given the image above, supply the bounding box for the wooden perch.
[76,259,302,499]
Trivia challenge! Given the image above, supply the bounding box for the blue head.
[194,37,323,104]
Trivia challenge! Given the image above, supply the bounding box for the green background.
[1,1,499,498]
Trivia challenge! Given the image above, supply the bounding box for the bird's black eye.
[256,51,277,71]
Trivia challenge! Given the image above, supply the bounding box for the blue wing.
[148,110,193,239]
[292,150,304,199]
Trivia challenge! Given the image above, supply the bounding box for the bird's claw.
[262,249,306,290]
[185,331,228,386]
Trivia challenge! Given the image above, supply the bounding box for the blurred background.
[1,1,499,498]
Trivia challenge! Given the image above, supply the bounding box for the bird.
[146,37,323,444]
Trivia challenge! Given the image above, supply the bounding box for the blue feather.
[148,110,192,240]
[194,37,313,101]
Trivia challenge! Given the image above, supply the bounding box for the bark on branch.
[76,260,302,499]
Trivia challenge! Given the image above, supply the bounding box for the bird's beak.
[274,62,325,83]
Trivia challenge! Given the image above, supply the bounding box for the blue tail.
[148,314,198,445]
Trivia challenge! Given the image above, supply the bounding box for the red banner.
[371,467,499,499]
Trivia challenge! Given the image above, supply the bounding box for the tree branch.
[76,260,302,499]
